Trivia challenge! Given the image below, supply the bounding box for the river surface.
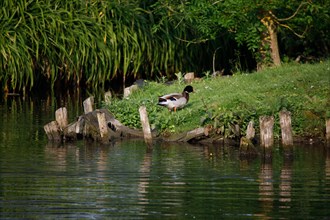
[0,95,329,219]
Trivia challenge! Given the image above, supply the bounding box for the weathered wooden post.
[259,116,274,150]
[279,110,293,146]
[55,107,68,130]
[97,111,109,143]
[139,106,153,145]
[326,119,330,146]
[83,97,94,114]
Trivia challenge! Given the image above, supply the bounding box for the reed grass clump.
[0,0,197,92]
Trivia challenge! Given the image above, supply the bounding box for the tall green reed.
[0,0,197,93]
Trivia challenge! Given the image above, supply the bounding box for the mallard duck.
[157,85,194,111]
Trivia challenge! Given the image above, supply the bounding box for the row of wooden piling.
[239,111,290,157]
[258,110,330,147]
[259,111,294,148]
[240,110,330,157]
[45,95,330,147]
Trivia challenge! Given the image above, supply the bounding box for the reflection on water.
[257,150,294,219]
[1,95,330,219]
[2,139,329,219]
[258,159,274,218]
[279,155,292,207]
[137,148,152,211]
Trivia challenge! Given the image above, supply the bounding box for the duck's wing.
[159,93,182,101]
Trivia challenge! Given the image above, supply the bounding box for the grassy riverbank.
[104,60,330,140]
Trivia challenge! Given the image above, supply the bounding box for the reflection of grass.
[104,60,330,138]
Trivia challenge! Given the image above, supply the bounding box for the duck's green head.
[184,85,194,93]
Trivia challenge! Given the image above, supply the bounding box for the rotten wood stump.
[45,107,154,143]
[279,110,293,146]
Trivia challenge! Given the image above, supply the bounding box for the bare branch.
[174,36,209,44]
[276,2,310,22]
[279,23,309,38]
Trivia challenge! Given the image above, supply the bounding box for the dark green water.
[0,96,329,219]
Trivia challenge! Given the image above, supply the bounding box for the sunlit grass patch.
[104,60,330,138]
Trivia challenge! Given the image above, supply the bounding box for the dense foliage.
[0,0,329,93]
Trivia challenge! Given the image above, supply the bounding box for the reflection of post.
[203,145,210,159]
[326,148,330,189]
[95,144,109,206]
[137,149,152,206]
[45,142,69,171]
[97,145,109,172]
[258,160,274,217]
[279,155,293,208]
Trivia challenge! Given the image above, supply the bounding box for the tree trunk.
[269,25,281,66]
[260,10,281,68]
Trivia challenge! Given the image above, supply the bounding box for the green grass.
[104,60,330,139]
